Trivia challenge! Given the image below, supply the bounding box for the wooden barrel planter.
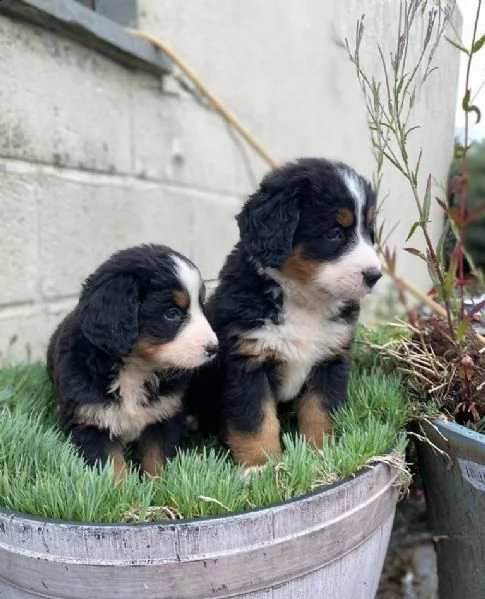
[0,462,398,598]
[416,419,485,599]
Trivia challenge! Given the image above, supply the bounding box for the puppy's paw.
[186,415,199,433]
[239,464,267,483]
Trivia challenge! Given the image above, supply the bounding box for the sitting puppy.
[189,158,381,468]
[47,244,218,479]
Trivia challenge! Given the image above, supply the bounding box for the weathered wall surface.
[0,1,460,359]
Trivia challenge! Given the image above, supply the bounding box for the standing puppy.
[189,158,381,468]
[47,244,218,479]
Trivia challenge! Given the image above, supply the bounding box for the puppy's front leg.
[69,425,127,481]
[222,359,281,467]
[297,355,350,449]
[135,410,187,478]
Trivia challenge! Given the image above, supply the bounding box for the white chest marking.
[242,287,352,401]
[76,365,182,443]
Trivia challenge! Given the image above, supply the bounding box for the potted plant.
[0,350,409,597]
[346,1,485,597]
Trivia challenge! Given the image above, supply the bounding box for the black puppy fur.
[47,244,217,479]
[187,158,381,467]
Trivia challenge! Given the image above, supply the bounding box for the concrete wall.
[0,0,460,360]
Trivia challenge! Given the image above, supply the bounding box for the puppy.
[188,158,381,468]
[47,244,218,479]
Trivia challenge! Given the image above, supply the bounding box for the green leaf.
[472,34,485,54]
[455,318,469,342]
[462,89,482,123]
[468,104,482,124]
[443,259,457,297]
[436,220,450,263]
[445,35,469,55]
[381,150,406,176]
[454,143,465,159]
[414,149,423,183]
[409,89,416,111]
[403,247,426,261]
[375,222,385,245]
[422,174,432,221]
[405,221,421,242]
[405,126,421,140]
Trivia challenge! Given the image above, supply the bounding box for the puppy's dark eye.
[326,228,344,242]
[164,307,183,321]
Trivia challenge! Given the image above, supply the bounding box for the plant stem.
[413,177,456,337]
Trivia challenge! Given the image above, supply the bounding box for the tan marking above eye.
[336,208,354,227]
[366,206,375,226]
[172,289,189,309]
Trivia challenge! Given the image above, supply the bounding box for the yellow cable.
[130,29,278,169]
[130,28,485,343]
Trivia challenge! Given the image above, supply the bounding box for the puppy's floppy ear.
[237,185,300,268]
[78,272,140,357]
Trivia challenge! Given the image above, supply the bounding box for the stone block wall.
[0,0,460,359]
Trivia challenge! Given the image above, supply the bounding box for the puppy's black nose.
[205,343,219,358]
[362,267,382,288]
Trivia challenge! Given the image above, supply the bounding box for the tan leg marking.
[297,391,333,449]
[226,400,281,467]
[108,446,128,483]
[139,440,165,478]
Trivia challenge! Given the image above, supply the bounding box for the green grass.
[0,339,412,523]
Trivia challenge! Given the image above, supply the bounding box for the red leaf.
[436,197,449,211]
[466,297,485,318]
[436,198,463,226]
[465,201,485,225]
[383,246,397,272]
[447,174,466,198]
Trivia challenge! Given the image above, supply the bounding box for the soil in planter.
[395,314,485,429]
